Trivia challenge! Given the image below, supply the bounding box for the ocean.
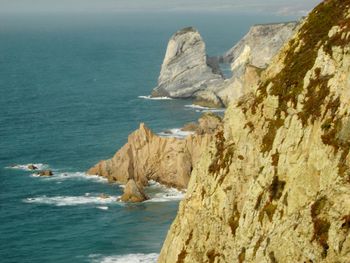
[0,12,296,262]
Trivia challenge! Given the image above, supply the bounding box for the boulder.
[121,179,149,203]
[38,170,53,176]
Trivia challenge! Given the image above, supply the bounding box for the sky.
[0,0,322,15]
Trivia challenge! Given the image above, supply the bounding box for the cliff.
[87,113,222,192]
[159,0,350,262]
[223,22,298,72]
[151,27,223,98]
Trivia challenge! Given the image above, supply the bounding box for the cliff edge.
[159,0,350,262]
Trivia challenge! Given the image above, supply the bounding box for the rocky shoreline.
[87,113,222,202]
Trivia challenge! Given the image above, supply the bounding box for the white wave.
[90,253,158,263]
[145,180,185,202]
[157,128,194,139]
[96,206,109,210]
[6,163,49,171]
[24,195,121,206]
[185,104,225,113]
[42,172,108,183]
[138,95,172,100]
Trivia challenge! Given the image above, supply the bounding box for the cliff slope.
[159,1,350,262]
[223,22,298,73]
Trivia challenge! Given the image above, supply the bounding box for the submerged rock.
[151,27,223,98]
[121,179,149,203]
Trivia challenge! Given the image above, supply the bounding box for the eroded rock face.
[159,1,350,262]
[151,27,223,98]
[223,21,298,70]
[87,113,222,192]
[191,22,297,108]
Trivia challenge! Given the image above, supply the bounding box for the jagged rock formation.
[159,1,350,262]
[151,23,298,108]
[87,113,222,195]
[151,27,223,98]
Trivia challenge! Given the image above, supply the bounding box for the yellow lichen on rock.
[158,0,350,262]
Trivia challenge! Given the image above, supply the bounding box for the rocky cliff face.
[151,27,223,98]
[159,1,350,262]
[151,23,298,108]
[223,22,298,72]
[87,113,222,192]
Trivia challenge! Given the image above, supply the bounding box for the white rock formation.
[151,27,223,98]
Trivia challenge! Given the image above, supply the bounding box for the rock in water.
[27,164,38,170]
[158,1,350,262]
[121,179,148,203]
[151,27,223,98]
[87,114,222,190]
[38,170,53,176]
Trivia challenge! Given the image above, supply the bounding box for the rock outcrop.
[223,22,298,71]
[159,1,350,262]
[151,23,298,108]
[121,179,149,203]
[88,113,222,197]
[38,170,53,177]
[151,27,224,98]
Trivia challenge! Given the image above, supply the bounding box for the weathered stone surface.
[121,179,149,203]
[151,27,223,98]
[193,90,225,108]
[88,113,222,198]
[223,21,298,69]
[159,1,350,262]
[151,22,297,107]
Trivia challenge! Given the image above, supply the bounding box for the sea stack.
[151,27,223,98]
[121,179,149,203]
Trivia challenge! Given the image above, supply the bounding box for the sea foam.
[24,195,121,206]
[138,95,172,100]
[145,180,185,202]
[6,163,49,171]
[43,172,108,183]
[90,253,158,263]
[157,128,194,139]
[184,104,225,113]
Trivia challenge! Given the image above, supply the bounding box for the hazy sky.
[1,0,322,15]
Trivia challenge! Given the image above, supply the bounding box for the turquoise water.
[0,12,296,262]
